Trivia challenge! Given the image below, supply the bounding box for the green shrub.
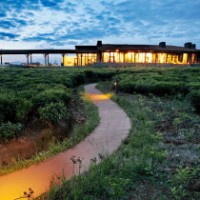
[39,102,69,124]
[116,74,188,96]
[71,72,86,85]
[16,99,33,122]
[0,122,22,140]
[84,69,116,82]
[0,93,17,122]
[190,90,200,113]
[34,88,72,107]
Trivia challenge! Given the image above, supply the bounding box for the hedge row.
[113,69,200,112]
[1,67,200,140]
[190,90,200,113]
[0,67,118,140]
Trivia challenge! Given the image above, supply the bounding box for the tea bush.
[0,122,22,140]
[1,67,200,141]
[15,99,33,123]
[0,92,18,123]
[190,90,200,113]
[112,68,200,113]
[33,88,72,107]
[39,102,69,125]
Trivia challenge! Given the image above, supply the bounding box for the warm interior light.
[158,53,165,63]
[127,52,132,60]
[183,53,188,64]
[69,53,97,66]
[146,53,153,63]
[136,53,145,63]
[64,56,76,66]
[73,51,192,66]
[103,52,117,62]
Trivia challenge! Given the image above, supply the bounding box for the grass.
[46,82,200,200]
[0,88,100,175]
[1,67,200,199]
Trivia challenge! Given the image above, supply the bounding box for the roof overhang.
[0,49,76,55]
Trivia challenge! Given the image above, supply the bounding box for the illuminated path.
[0,84,131,200]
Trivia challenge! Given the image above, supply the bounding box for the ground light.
[84,93,113,101]
[114,80,118,93]
[0,86,130,200]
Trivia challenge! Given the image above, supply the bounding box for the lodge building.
[64,41,200,66]
[0,41,199,66]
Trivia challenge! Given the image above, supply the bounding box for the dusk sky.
[0,0,200,63]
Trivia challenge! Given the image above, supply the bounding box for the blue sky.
[0,0,200,63]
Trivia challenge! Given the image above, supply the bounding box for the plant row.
[1,67,200,140]
[0,67,116,140]
[113,68,200,112]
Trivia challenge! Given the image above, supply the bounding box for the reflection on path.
[84,93,113,102]
[0,84,131,200]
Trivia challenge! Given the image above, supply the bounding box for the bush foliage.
[1,67,200,140]
[0,122,22,140]
[39,102,69,124]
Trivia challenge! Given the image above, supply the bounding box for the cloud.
[0,0,199,49]
[0,13,6,17]
[0,32,19,40]
[0,20,16,29]
[40,0,62,9]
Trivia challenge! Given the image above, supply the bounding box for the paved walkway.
[0,84,131,200]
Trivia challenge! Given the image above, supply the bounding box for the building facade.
[64,41,200,66]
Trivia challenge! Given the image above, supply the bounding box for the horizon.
[0,0,200,63]
[1,40,199,50]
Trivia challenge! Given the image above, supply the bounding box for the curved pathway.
[0,84,131,200]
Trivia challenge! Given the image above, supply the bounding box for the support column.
[44,53,49,66]
[155,53,158,63]
[134,52,136,63]
[100,51,102,62]
[76,54,78,66]
[62,53,65,66]
[188,53,191,64]
[0,54,2,65]
[44,54,47,66]
[30,54,32,64]
[47,54,49,66]
[194,54,197,64]
[26,54,30,65]
[97,51,102,62]
[81,53,82,66]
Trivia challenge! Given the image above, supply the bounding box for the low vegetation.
[0,66,200,199]
[1,67,200,141]
[46,67,200,200]
[0,68,102,173]
[114,67,200,101]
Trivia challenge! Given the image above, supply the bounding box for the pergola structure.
[0,49,75,66]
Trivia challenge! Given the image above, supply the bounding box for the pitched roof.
[0,49,76,54]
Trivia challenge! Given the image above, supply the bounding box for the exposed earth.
[0,84,131,200]
[0,90,85,168]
